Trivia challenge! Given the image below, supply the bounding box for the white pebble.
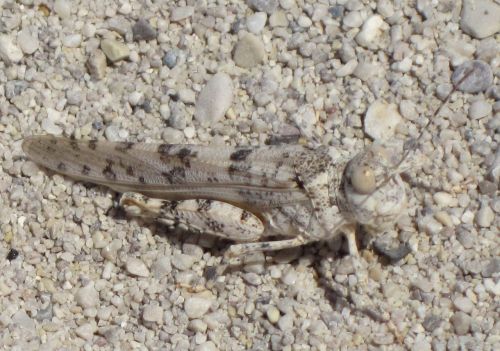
[17,29,38,55]
[179,88,196,104]
[62,34,82,48]
[336,59,358,77]
[377,0,395,17]
[281,267,297,285]
[0,34,23,64]
[247,12,267,34]
[128,91,144,106]
[475,203,494,227]
[278,313,294,331]
[293,104,317,139]
[194,341,218,351]
[152,256,172,278]
[266,306,280,324]
[484,278,500,296]
[170,6,195,22]
[364,100,402,140]
[468,100,492,120]
[172,253,196,270]
[460,0,500,39]
[433,192,458,207]
[54,0,71,18]
[453,296,474,314]
[194,73,233,127]
[184,126,196,139]
[41,118,63,136]
[343,11,364,28]
[125,257,150,277]
[75,323,96,340]
[297,15,312,28]
[356,15,387,48]
[184,297,212,319]
[75,282,99,308]
[143,304,163,323]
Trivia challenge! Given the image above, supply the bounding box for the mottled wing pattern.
[22,135,310,210]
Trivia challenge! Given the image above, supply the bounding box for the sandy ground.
[0,0,498,350]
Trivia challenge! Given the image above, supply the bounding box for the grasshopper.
[22,70,473,264]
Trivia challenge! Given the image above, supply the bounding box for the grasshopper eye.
[350,165,376,194]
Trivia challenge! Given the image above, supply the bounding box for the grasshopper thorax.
[341,144,407,234]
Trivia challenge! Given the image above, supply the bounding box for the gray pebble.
[329,5,345,18]
[475,203,494,227]
[194,341,217,351]
[125,257,150,277]
[12,310,36,332]
[66,89,83,106]
[194,72,233,127]
[152,256,172,278]
[482,258,500,278]
[247,0,278,14]
[163,50,178,68]
[75,323,96,341]
[452,60,493,93]
[233,34,266,68]
[243,272,262,285]
[422,314,442,331]
[86,49,107,80]
[133,19,157,41]
[450,311,471,335]
[75,282,99,308]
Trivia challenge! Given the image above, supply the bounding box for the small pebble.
[247,12,267,34]
[163,50,178,68]
[75,282,99,308]
[452,60,493,93]
[468,100,492,120]
[179,89,196,104]
[281,267,297,285]
[475,203,494,227]
[12,311,36,332]
[143,304,163,323]
[233,34,266,68]
[54,0,71,18]
[100,39,130,63]
[170,6,194,22]
[269,11,288,27]
[194,341,217,351]
[184,296,212,319]
[152,256,172,278]
[0,34,23,64]
[86,49,107,79]
[343,11,363,28]
[248,0,278,14]
[75,323,96,341]
[460,0,500,39]
[433,192,457,207]
[132,19,157,41]
[364,100,402,140]
[484,278,500,296]
[453,296,474,314]
[172,253,196,270]
[17,29,38,54]
[62,34,82,48]
[356,15,387,48]
[277,313,294,331]
[194,72,233,127]
[125,257,150,277]
[422,314,442,332]
[482,258,500,278]
[266,306,280,324]
[450,311,471,335]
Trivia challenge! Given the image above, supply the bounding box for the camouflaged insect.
[22,135,410,260]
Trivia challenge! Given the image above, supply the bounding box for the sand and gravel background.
[0,0,499,350]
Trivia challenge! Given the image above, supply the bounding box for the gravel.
[3,0,498,349]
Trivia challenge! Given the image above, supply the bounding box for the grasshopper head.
[342,143,408,234]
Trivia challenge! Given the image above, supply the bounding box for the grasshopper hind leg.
[119,192,265,241]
